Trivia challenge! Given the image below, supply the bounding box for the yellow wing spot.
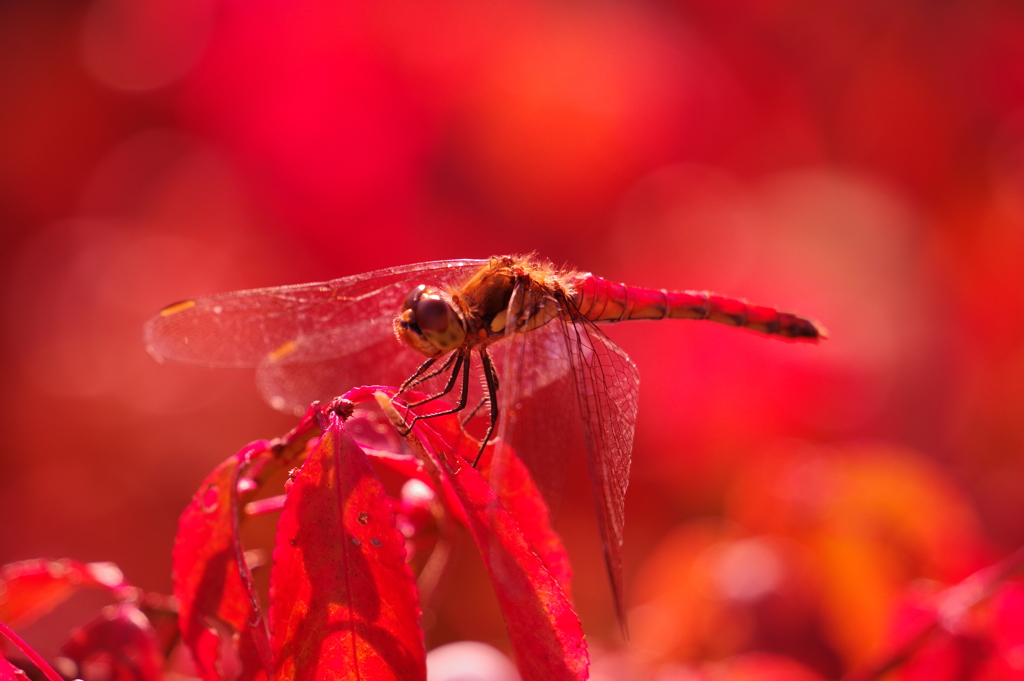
[159,300,197,316]
[269,340,298,362]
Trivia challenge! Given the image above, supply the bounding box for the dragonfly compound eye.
[414,296,450,334]
[402,284,428,313]
[414,292,465,352]
[394,286,466,356]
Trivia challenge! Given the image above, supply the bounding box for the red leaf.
[992,581,1024,671]
[269,410,425,681]
[478,441,574,604]
[337,386,584,679]
[60,603,165,681]
[347,385,574,596]
[0,655,27,681]
[342,398,430,486]
[0,559,134,629]
[413,423,588,681]
[173,441,275,681]
[329,387,585,679]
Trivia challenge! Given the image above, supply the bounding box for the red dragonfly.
[144,254,824,620]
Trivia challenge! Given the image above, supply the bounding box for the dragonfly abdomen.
[572,276,824,341]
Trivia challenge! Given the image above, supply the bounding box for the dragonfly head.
[395,285,466,357]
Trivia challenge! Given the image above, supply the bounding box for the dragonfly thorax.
[394,284,467,357]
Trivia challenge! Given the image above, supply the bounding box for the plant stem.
[0,620,65,681]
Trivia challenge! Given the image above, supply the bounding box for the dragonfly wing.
[143,259,486,368]
[494,282,638,623]
[558,312,638,625]
[144,259,486,411]
[490,296,580,514]
[255,330,431,415]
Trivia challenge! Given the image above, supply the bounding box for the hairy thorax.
[450,256,579,347]
[393,255,583,359]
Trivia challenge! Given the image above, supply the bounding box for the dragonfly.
[144,254,824,621]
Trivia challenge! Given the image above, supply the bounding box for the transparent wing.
[490,289,580,514]
[144,259,487,411]
[255,333,430,415]
[492,282,638,624]
[558,310,638,624]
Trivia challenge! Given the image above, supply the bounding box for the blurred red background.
[3,0,1024,677]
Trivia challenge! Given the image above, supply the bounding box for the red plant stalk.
[0,620,64,681]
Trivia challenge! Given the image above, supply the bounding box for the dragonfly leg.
[395,355,440,421]
[403,351,465,410]
[461,396,489,427]
[397,356,438,395]
[403,351,459,392]
[398,350,472,436]
[473,347,500,466]
[397,352,462,420]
